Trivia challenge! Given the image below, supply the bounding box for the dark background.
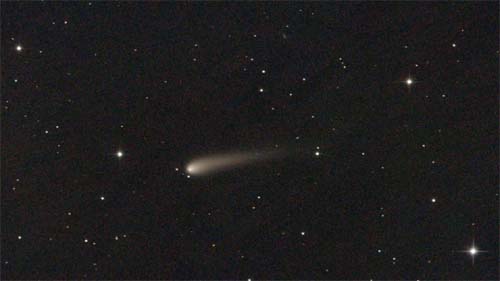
[1,2,498,280]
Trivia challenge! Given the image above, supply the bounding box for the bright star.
[469,247,477,255]
[406,78,413,85]
[15,45,22,52]
[457,240,486,264]
[116,151,123,158]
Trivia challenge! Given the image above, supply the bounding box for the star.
[15,44,22,52]
[469,247,477,255]
[457,240,487,264]
[116,150,123,158]
[406,78,413,85]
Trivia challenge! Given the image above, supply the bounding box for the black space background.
[1,2,498,280]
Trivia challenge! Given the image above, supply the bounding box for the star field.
[1,2,499,280]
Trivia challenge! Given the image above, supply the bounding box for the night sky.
[1,2,499,280]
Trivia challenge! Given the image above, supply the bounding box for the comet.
[185,150,282,176]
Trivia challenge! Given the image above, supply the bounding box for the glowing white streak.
[186,150,280,176]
